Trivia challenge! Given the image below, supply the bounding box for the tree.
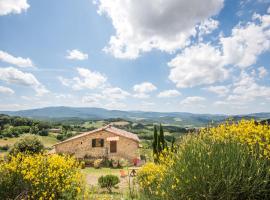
[152,125,158,156]
[159,124,166,150]
[30,124,39,135]
[9,135,44,155]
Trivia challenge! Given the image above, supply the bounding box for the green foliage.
[152,125,158,156]
[139,135,270,200]
[9,135,44,155]
[98,175,120,193]
[159,124,165,149]
[38,129,49,136]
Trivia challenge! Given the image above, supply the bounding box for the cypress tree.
[153,125,158,156]
[159,123,165,150]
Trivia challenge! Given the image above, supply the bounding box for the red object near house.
[133,158,140,166]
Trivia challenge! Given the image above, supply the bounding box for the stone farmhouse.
[54,125,140,161]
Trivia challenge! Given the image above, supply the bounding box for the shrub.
[138,135,270,200]
[9,135,44,155]
[0,144,9,151]
[56,134,64,140]
[38,129,49,136]
[201,119,270,157]
[93,159,103,169]
[98,175,120,193]
[0,153,84,199]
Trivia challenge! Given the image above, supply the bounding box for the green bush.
[56,134,64,140]
[0,145,9,151]
[138,135,270,200]
[38,129,48,136]
[9,135,44,155]
[98,175,120,193]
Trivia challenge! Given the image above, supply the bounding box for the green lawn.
[81,167,138,199]
[0,133,59,147]
[0,133,59,157]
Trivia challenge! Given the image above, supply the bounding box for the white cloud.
[180,96,206,105]
[0,67,48,96]
[267,6,270,14]
[0,85,14,95]
[258,66,268,78]
[228,71,270,102]
[197,18,219,41]
[60,67,107,90]
[206,85,230,96]
[158,89,181,98]
[0,50,34,67]
[220,13,270,68]
[133,82,156,98]
[168,43,229,88]
[102,87,130,100]
[66,49,88,60]
[82,87,129,106]
[96,0,223,59]
[133,82,156,93]
[0,0,29,16]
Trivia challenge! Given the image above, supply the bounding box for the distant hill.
[1,106,269,127]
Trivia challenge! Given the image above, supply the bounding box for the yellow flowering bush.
[138,121,270,200]
[200,119,270,157]
[0,153,84,199]
[137,149,175,199]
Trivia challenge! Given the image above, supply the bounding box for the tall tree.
[152,125,158,156]
[159,124,165,150]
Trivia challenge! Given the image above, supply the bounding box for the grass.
[0,133,59,156]
[82,167,136,199]
[0,133,59,148]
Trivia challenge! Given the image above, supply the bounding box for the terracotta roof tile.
[54,125,139,146]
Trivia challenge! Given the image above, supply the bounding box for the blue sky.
[0,0,270,114]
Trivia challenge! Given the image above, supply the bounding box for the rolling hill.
[1,106,269,127]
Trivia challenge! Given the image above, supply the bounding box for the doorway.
[110,141,117,153]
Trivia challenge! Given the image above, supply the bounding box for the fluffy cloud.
[102,87,130,100]
[96,0,223,58]
[0,67,48,96]
[220,12,270,68]
[133,82,157,98]
[158,89,181,98]
[227,71,270,102]
[180,96,206,105]
[258,66,268,78]
[0,85,14,95]
[206,85,230,96]
[82,87,129,108]
[168,44,229,88]
[0,50,34,67]
[59,67,107,90]
[66,49,88,60]
[0,0,29,16]
[168,11,270,89]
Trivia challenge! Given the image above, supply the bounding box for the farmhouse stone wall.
[54,130,139,161]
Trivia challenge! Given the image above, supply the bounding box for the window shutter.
[92,139,96,147]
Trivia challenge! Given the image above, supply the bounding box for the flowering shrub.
[201,120,270,157]
[0,153,84,199]
[138,124,270,200]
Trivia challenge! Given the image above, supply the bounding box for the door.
[110,141,117,153]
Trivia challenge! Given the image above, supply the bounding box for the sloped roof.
[54,125,140,146]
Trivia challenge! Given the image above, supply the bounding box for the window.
[92,138,104,147]
[110,141,117,153]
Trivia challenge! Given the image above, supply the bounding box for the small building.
[54,125,140,161]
